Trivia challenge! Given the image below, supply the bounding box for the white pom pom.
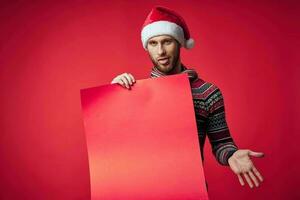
[185,38,195,49]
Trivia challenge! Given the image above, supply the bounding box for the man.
[111,6,264,189]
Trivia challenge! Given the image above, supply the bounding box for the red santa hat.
[141,6,195,50]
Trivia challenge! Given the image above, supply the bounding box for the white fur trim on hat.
[141,20,186,50]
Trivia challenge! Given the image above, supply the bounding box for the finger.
[128,73,136,83]
[237,174,245,186]
[120,77,129,88]
[123,73,133,85]
[252,166,264,182]
[248,171,259,187]
[117,79,126,88]
[120,76,130,89]
[249,151,264,158]
[243,173,254,188]
[111,76,120,84]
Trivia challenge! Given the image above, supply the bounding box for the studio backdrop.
[0,1,299,200]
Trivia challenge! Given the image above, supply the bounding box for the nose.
[158,43,166,55]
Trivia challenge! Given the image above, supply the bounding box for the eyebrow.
[148,38,173,43]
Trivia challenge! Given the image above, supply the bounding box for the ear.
[175,39,181,48]
[145,42,149,51]
[177,42,182,49]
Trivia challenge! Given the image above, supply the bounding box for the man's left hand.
[228,149,264,188]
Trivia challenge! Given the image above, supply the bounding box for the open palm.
[228,149,264,188]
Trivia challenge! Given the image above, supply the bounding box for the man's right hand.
[110,73,136,90]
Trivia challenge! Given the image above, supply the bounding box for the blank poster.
[80,74,209,200]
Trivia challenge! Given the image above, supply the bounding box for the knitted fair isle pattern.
[150,65,238,165]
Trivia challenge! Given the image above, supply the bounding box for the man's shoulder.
[190,77,225,104]
[191,77,220,92]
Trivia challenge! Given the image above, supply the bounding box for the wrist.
[226,149,238,164]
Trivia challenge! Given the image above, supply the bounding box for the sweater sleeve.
[205,84,238,165]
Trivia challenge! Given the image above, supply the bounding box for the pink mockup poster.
[80,74,209,200]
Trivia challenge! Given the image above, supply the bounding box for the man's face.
[146,35,181,73]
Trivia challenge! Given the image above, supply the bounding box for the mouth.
[157,57,169,65]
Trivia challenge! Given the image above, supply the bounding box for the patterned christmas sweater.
[150,64,238,165]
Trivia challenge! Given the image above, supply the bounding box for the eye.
[149,41,157,46]
[164,40,172,45]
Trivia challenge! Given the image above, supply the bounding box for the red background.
[0,0,299,199]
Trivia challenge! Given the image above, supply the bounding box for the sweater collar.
[150,64,199,83]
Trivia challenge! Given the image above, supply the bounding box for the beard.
[149,45,181,74]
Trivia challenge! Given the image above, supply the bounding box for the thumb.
[249,150,264,158]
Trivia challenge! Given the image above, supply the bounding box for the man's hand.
[228,149,264,188]
[111,73,136,89]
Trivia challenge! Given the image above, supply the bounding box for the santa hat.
[141,6,195,50]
